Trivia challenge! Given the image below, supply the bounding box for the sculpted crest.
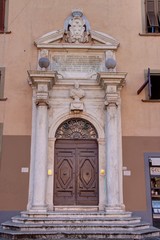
[64,9,90,43]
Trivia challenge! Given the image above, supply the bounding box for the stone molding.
[97,72,127,107]
[35,30,119,50]
[48,112,105,140]
[28,70,56,107]
[34,10,119,50]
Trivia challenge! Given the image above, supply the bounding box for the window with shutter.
[0,67,5,99]
[145,0,160,33]
[137,68,160,100]
[158,0,160,26]
[0,0,5,32]
[0,122,3,164]
[149,72,160,99]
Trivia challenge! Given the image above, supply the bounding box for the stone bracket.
[28,70,57,107]
[97,72,127,106]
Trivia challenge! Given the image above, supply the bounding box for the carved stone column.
[98,72,127,213]
[28,71,56,212]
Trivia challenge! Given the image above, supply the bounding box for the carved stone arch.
[55,118,98,139]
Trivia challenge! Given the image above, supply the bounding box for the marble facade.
[27,10,127,213]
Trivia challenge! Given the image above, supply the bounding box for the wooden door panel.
[54,149,75,205]
[54,140,98,205]
[77,148,98,205]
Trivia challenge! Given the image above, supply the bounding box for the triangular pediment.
[35,29,119,50]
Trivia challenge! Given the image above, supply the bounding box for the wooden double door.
[54,140,99,205]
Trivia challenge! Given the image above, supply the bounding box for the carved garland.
[55,118,98,139]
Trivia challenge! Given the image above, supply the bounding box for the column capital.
[27,70,57,89]
[27,70,57,107]
[97,72,127,107]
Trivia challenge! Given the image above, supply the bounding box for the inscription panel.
[51,54,104,77]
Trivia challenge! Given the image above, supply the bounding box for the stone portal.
[1,9,160,240]
[27,9,126,213]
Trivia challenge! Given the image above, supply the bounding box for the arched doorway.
[54,118,99,206]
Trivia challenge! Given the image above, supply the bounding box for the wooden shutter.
[157,0,160,23]
[0,123,3,161]
[137,68,151,96]
[0,0,5,32]
[147,68,152,98]
[146,0,158,27]
[0,68,5,98]
[0,70,2,98]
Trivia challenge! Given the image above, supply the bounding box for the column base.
[105,204,125,214]
[29,204,48,213]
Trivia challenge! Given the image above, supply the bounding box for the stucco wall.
[0,136,30,210]
[0,0,159,136]
[0,135,160,212]
[0,0,160,216]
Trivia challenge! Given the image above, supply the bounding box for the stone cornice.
[97,72,127,107]
[28,70,57,107]
[34,29,119,51]
[35,43,118,51]
[27,70,57,90]
[97,72,127,89]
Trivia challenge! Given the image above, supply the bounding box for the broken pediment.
[35,29,119,50]
[34,10,119,50]
[35,10,120,79]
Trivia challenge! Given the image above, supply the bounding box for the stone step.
[54,206,99,211]
[1,211,160,239]
[11,215,141,224]
[0,226,159,239]
[20,210,132,218]
[1,221,151,232]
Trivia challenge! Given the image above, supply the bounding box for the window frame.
[145,0,160,33]
[148,70,160,99]
[0,123,3,168]
[137,68,160,101]
[0,0,6,33]
[0,67,5,99]
[0,0,9,33]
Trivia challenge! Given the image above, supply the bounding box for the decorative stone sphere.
[105,58,116,69]
[38,57,50,69]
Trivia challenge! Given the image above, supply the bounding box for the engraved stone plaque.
[51,54,104,78]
